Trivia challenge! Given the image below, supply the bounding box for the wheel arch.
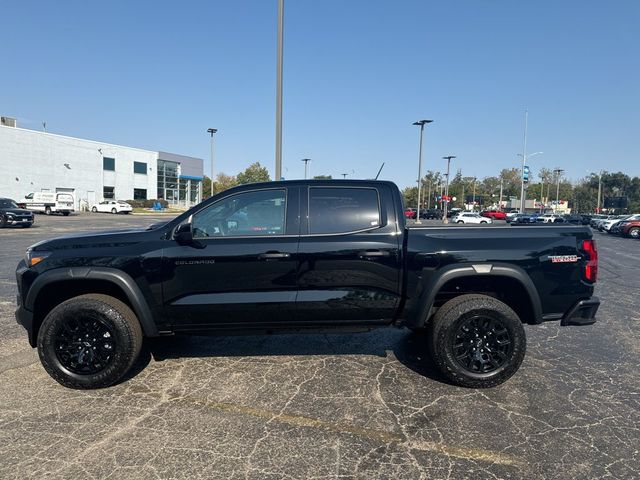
[411,264,543,328]
[26,267,158,345]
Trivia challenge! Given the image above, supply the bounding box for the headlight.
[25,248,51,267]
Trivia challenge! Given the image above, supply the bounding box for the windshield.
[0,199,19,209]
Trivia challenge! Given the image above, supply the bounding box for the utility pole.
[596,171,602,213]
[427,180,432,210]
[341,173,348,179]
[472,176,477,211]
[207,128,217,197]
[442,156,455,223]
[412,120,433,224]
[519,109,528,213]
[275,0,284,181]
[554,168,564,213]
[498,176,504,210]
[301,158,311,179]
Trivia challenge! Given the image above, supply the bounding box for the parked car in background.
[452,212,492,224]
[537,214,563,223]
[420,209,442,219]
[20,192,75,216]
[0,198,34,228]
[607,214,640,237]
[599,215,630,232]
[91,200,133,214]
[512,213,539,224]
[563,214,585,225]
[447,207,462,218]
[404,208,417,219]
[619,218,640,238]
[480,210,507,220]
[505,211,520,223]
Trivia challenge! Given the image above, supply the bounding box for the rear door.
[296,184,402,325]
[162,186,301,330]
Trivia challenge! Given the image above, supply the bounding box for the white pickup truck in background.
[19,192,75,216]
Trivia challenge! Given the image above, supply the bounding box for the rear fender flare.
[412,263,543,327]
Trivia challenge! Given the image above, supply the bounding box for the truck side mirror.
[174,222,194,246]
[174,222,204,248]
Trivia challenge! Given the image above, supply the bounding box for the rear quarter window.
[309,187,380,234]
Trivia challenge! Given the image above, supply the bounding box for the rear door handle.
[258,251,291,260]
[358,250,391,258]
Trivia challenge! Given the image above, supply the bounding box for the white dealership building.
[0,120,204,209]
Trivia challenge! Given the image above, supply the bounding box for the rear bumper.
[561,296,600,326]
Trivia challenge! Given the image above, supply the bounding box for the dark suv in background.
[0,198,34,228]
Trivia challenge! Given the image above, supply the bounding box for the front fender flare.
[25,267,159,337]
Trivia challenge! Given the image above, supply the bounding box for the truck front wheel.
[37,294,143,389]
[428,294,526,388]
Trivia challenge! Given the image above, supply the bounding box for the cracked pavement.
[1,214,638,479]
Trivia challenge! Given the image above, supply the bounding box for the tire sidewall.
[38,298,137,388]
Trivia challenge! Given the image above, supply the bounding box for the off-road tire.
[37,294,143,389]
[427,294,526,388]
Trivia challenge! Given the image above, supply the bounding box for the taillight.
[582,239,598,283]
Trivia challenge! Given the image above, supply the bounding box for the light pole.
[275,0,284,181]
[413,120,433,224]
[426,179,432,210]
[442,156,455,223]
[471,176,477,210]
[588,170,603,213]
[554,168,564,213]
[341,173,348,179]
[517,150,543,213]
[301,158,311,179]
[498,176,504,210]
[207,128,217,197]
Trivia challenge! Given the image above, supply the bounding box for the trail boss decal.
[549,255,579,263]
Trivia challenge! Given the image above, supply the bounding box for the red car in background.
[620,219,640,238]
[404,208,417,219]
[480,210,507,220]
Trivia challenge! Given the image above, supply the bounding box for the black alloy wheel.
[54,315,116,375]
[452,315,511,374]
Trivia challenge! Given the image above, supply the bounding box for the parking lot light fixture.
[413,120,433,224]
[301,158,311,179]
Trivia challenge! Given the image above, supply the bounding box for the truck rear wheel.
[45,206,52,215]
[37,294,143,389]
[428,294,526,388]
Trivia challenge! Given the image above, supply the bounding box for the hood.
[29,225,168,251]
[2,208,33,216]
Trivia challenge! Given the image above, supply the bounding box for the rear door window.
[309,187,380,234]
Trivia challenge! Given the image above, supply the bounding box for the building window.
[103,157,115,171]
[134,161,147,175]
[134,188,147,200]
[103,186,115,199]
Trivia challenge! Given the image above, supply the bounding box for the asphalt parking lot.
[1,214,638,479]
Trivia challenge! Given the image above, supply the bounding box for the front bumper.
[561,296,600,326]
[15,301,36,347]
[5,218,34,226]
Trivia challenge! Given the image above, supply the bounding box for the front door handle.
[258,251,291,260]
[358,250,391,258]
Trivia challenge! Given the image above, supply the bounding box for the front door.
[296,184,402,325]
[162,187,301,331]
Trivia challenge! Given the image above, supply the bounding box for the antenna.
[374,162,385,180]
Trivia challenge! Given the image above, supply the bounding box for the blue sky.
[2,0,638,187]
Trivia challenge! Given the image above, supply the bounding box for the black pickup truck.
[15,180,599,389]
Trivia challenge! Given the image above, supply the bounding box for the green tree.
[203,173,239,198]
[236,162,271,184]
